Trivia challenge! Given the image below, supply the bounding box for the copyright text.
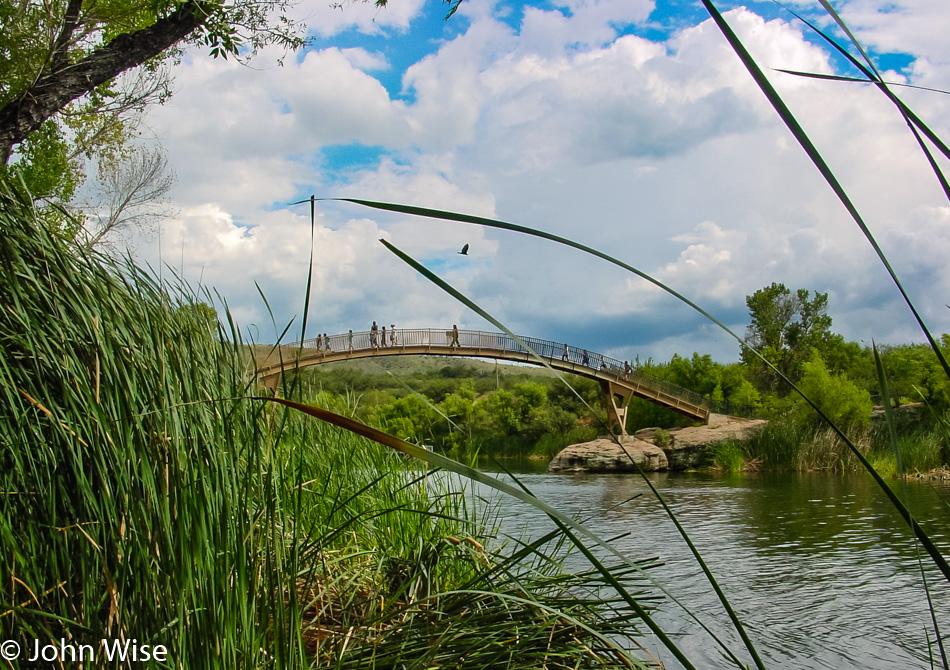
[0,638,167,664]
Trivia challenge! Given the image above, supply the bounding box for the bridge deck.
[256,328,710,422]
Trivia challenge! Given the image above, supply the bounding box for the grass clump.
[0,182,658,668]
[709,440,748,473]
[867,426,945,476]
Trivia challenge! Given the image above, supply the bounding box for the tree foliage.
[0,0,309,163]
[795,350,873,429]
[878,341,950,407]
[0,0,314,223]
[742,282,833,392]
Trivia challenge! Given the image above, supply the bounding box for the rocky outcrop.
[547,414,768,473]
[546,437,667,473]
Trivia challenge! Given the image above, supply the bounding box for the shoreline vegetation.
[286,353,950,478]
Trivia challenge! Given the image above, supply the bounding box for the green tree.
[728,378,761,408]
[440,385,475,425]
[719,363,754,402]
[795,350,872,428]
[473,389,521,436]
[375,394,438,443]
[665,352,722,396]
[742,282,834,392]
[5,120,80,204]
[879,342,950,408]
[512,381,547,413]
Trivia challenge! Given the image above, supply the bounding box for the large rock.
[547,436,668,473]
[548,414,768,473]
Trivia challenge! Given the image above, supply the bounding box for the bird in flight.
[458,243,469,255]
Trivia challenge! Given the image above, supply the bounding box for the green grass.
[0,182,299,667]
[709,440,748,473]
[867,429,945,476]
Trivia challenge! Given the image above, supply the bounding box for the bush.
[531,425,598,458]
[653,428,672,448]
[796,351,873,429]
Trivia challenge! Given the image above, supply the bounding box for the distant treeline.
[292,284,950,468]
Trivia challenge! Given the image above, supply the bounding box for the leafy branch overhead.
[0,0,308,166]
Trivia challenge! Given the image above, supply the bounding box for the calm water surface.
[473,468,950,669]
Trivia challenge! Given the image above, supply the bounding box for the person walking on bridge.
[390,325,397,346]
[450,325,460,348]
[370,321,378,348]
[562,344,569,361]
[381,325,387,347]
[348,329,354,352]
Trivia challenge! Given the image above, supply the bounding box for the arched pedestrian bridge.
[257,328,712,433]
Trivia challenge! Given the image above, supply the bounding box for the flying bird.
[458,244,469,255]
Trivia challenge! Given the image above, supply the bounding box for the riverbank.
[546,406,950,477]
[547,414,768,472]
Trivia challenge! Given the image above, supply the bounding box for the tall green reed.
[0,181,301,667]
[709,440,748,473]
[262,397,663,669]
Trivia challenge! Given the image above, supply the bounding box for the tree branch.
[50,0,86,72]
[0,1,204,163]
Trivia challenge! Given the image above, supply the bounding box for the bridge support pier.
[600,380,634,437]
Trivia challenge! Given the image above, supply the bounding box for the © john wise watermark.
[1,637,168,664]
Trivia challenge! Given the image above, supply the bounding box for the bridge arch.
[256,328,712,433]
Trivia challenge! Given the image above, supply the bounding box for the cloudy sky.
[125,0,950,363]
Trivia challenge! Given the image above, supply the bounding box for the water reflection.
[475,470,950,669]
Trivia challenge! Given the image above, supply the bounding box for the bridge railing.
[288,328,711,413]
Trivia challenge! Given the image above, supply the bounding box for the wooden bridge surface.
[256,328,711,423]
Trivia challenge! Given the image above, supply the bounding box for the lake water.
[472,468,950,669]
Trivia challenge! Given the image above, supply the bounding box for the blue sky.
[128,0,950,363]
